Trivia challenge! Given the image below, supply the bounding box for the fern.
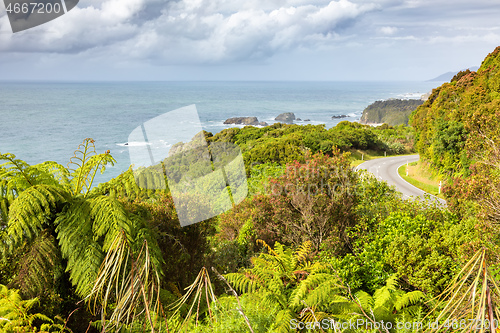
[0,284,70,332]
[224,240,336,331]
[10,231,60,298]
[0,139,165,331]
[344,275,427,326]
[7,185,67,244]
[67,138,115,196]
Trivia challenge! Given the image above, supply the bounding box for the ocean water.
[0,81,438,185]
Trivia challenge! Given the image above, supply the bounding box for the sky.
[0,0,499,81]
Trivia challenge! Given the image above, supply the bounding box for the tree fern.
[225,240,341,332]
[1,139,165,331]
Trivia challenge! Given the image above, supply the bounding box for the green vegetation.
[360,99,424,126]
[2,46,500,332]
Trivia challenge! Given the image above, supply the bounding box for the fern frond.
[67,138,115,196]
[90,196,132,251]
[290,272,343,310]
[256,239,277,256]
[10,232,60,298]
[7,185,68,244]
[328,295,358,318]
[294,240,313,266]
[0,153,34,188]
[394,290,425,311]
[354,291,374,311]
[55,198,104,297]
[35,161,71,190]
[271,308,296,333]
[225,272,260,294]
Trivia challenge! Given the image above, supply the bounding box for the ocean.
[0,81,439,185]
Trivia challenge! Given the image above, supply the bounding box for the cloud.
[379,26,398,35]
[0,0,377,63]
[0,0,499,80]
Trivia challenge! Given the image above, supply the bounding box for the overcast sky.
[0,0,499,81]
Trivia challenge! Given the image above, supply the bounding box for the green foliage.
[0,284,70,333]
[264,150,359,252]
[345,275,426,329]
[207,121,413,170]
[225,240,344,333]
[411,46,500,217]
[247,163,284,195]
[0,139,165,331]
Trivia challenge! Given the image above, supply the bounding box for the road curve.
[355,155,447,206]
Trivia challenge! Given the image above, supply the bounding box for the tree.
[0,139,164,331]
[264,150,359,252]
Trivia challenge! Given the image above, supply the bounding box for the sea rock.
[303,119,311,122]
[224,117,259,125]
[274,112,296,124]
[258,121,269,126]
[296,118,302,121]
[332,114,348,119]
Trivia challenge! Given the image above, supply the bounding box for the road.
[355,155,447,206]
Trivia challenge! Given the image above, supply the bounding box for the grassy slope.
[397,161,445,199]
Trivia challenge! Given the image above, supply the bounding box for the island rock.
[274,112,296,124]
[224,117,260,125]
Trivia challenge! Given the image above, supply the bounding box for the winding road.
[355,155,447,206]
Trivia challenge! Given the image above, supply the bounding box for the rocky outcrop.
[275,112,296,124]
[332,115,348,119]
[359,99,424,126]
[224,117,260,125]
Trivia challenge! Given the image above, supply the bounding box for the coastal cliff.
[359,99,424,126]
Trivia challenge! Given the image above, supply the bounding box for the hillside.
[359,98,424,126]
[411,46,500,213]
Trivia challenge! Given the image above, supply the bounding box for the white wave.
[396,92,423,99]
[117,142,152,147]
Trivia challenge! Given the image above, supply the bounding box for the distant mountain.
[428,66,479,82]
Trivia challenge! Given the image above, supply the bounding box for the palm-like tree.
[0,138,164,331]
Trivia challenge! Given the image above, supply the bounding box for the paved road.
[355,155,447,205]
